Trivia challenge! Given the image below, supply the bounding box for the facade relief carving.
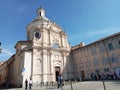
[53,59,62,63]
[53,52,62,66]
[36,58,42,66]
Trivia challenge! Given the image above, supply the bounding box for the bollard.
[102,80,106,90]
[40,82,42,88]
[61,80,64,90]
[43,82,44,86]
[70,80,73,90]
[74,79,77,83]
[51,81,53,86]
[61,83,63,90]
[80,77,82,82]
[69,79,71,82]
[46,82,48,88]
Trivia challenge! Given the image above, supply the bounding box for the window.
[102,57,109,65]
[91,48,97,55]
[108,43,113,50]
[86,61,91,67]
[99,45,106,53]
[53,43,59,49]
[79,62,84,68]
[118,41,120,47]
[79,49,82,57]
[110,56,118,63]
[93,59,99,67]
[84,48,89,57]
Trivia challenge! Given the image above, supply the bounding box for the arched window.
[53,43,59,49]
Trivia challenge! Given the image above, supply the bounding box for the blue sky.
[0,0,120,61]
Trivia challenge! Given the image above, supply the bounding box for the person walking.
[25,79,28,89]
[57,75,61,88]
[29,79,32,89]
[57,75,62,88]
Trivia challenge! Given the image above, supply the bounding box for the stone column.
[42,50,48,83]
[48,51,52,82]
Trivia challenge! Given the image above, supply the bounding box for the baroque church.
[18,7,71,85]
[0,7,71,87]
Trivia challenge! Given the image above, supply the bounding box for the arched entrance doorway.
[55,66,60,81]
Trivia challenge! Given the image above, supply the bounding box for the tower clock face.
[35,31,41,39]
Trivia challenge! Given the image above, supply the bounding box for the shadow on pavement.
[0,83,19,89]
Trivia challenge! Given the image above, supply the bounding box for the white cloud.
[85,28,119,37]
[70,28,119,40]
[0,48,14,61]
[68,28,120,45]
[17,6,28,12]
[2,48,14,56]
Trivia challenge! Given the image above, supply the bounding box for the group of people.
[90,71,118,80]
[25,79,32,89]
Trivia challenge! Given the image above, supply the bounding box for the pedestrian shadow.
[46,86,60,89]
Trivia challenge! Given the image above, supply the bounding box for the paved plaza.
[1,81,120,90]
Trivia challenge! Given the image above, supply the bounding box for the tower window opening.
[39,12,41,16]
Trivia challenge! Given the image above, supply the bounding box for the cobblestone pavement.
[2,80,120,90]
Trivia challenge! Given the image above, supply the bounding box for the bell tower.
[37,7,45,17]
[26,7,48,41]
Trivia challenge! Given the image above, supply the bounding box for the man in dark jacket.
[25,79,28,89]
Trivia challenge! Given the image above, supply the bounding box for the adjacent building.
[70,32,120,80]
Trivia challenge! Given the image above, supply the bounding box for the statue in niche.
[36,58,42,66]
[54,54,59,60]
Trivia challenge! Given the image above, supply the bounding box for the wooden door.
[81,71,85,78]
